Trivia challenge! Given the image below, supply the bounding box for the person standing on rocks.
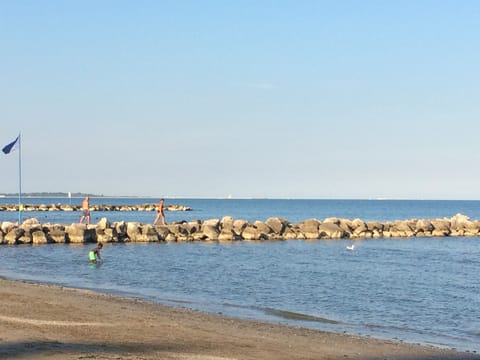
[153,198,166,225]
[79,196,91,225]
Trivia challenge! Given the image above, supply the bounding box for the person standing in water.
[153,198,166,225]
[79,196,91,225]
[89,243,103,263]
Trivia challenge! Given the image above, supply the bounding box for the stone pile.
[0,204,191,212]
[0,213,479,245]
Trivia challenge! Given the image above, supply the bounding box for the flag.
[2,136,19,155]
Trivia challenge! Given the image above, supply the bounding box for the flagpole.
[18,133,22,223]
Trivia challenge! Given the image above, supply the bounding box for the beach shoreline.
[0,277,478,360]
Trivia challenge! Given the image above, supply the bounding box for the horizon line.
[1,193,480,201]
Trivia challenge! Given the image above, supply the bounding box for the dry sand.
[0,278,478,360]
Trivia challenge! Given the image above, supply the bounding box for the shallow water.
[1,237,479,352]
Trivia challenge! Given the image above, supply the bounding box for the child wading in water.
[89,243,103,263]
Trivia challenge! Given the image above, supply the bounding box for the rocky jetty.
[0,203,191,212]
[0,213,479,245]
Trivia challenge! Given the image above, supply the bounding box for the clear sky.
[1,1,479,199]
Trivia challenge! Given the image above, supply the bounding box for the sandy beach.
[0,278,478,360]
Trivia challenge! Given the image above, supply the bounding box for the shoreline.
[0,277,478,360]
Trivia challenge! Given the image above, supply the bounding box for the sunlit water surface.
[1,198,479,352]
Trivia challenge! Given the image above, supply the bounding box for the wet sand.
[0,278,478,360]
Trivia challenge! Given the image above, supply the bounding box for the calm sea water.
[1,198,479,352]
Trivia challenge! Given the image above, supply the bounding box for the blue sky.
[1,1,479,199]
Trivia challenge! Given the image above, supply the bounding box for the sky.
[1,1,479,199]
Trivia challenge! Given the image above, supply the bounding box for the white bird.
[346,244,355,251]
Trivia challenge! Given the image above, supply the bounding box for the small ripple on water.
[219,302,340,324]
[262,308,340,324]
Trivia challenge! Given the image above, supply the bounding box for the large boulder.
[1,221,16,234]
[17,233,32,244]
[5,228,25,245]
[165,204,192,211]
[66,224,88,243]
[218,229,237,242]
[167,224,189,238]
[298,219,321,239]
[465,220,480,235]
[366,221,384,232]
[415,219,434,233]
[46,224,67,243]
[390,221,415,237]
[114,221,128,241]
[351,218,367,235]
[318,222,347,239]
[186,220,202,235]
[97,217,110,230]
[202,224,219,241]
[253,221,272,234]
[22,218,40,226]
[450,213,479,234]
[32,230,48,244]
[430,219,451,237]
[450,213,470,229]
[96,227,117,243]
[242,225,263,240]
[203,219,220,228]
[220,216,235,232]
[233,220,248,236]
[139,224,159,242]
[165,232,178,242]
[337,219,353,234]
[265,217,287,234]
[282,225,299,240]
[323,217,340,225]
[155,225,170,240]
[126,222,142,242]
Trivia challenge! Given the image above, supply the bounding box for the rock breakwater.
[0,203,191,212]
[0,213,479,245]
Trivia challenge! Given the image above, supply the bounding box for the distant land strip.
[0,192,103,197]
[0,213,479,245]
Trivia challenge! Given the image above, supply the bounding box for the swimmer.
[89,243,103,263]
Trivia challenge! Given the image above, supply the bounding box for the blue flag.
[2,136,19,154]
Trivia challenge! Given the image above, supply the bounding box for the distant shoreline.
[0,194,154,199]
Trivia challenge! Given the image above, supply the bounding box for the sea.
[0,197,479,353]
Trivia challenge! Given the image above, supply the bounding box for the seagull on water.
[346,244,355,251]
